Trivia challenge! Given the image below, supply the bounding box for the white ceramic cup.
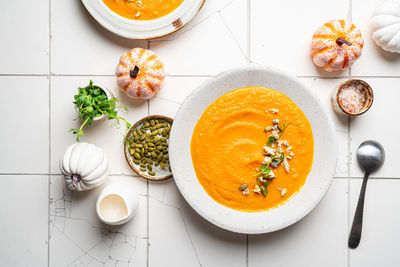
[96,183,139,225]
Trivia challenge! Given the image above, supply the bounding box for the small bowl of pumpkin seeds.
[124,115,173,181]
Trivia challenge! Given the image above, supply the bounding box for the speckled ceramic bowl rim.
[124,115,173,181]
[169,65,338,234]
[336,79,374,116]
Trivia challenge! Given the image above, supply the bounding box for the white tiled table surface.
[1,0,400,266]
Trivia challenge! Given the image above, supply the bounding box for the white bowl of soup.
[169,65,337,234]
[81,0,204,39]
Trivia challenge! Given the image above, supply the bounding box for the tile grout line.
[347,1,352,265]
[3,73,400,79]
[47,0,52,265]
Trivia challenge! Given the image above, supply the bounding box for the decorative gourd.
[116,48,165,99]
[60,142,109,191]
[311,20,364,72]
[371,0,400,53]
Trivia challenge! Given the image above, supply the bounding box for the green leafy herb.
[266,122,290,146]
[70,80,131,141]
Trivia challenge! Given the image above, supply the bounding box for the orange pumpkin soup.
[191,87,314,212]
[102,0,184,20]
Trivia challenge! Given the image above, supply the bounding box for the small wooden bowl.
[331,79,374,116]
[124,115,173,181]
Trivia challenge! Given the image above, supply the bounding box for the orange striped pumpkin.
[116,48,165,99]
[311,20,364,72]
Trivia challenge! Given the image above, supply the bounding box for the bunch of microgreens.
[255,122,290,197]
[70,80,131,142]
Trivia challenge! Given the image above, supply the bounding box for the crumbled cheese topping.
[272,130,280,139]
[264,146,275,156]
[273,119,280,124]
[282,158,290,173]
[135,11,141,17]
[262,156,271,164]
[243,188,250,196]
[254,185,261,194]
[136,0,142,6]
[277,187,287,196]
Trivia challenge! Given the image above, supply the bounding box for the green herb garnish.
[70,80,131,141]
[266,122,290,145]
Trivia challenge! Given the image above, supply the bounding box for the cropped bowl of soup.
[169,66,337,234]
[81,0,204,39]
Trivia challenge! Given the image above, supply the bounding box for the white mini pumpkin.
[371,0,400,53]
[60,142,109,191]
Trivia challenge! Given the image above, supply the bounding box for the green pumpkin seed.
[150,120,155,126]
[139,167,146,172]
[133,159,140,165]
[148,143,155,147]
[160,163,166,169]
[147,164,153,171]
[134,153,141,160]
[148,171,155,176]
[155,161,160,166]
[239,184,248,191]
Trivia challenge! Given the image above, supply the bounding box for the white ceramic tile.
[350,78,400,178]
[51,0,146,75]
[0,76,49,173]
[0,175,48,266]
[49,175,147,266]
[351,0,400,76]
[149,180,246,267]
[250,0,350,76]
[0,1,48,74]
[249,179,348,267]
[50,76,148,175]
[307,78,349,177]
[349,179,400,266]
[156,76,207,104]
[149,1,247,75]
[149,97,180,119]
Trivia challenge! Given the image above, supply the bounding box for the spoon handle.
[348,172,370,249]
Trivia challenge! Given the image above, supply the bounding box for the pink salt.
[338,83,368,114]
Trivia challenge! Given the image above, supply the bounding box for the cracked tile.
[50,76,148,175]
[149,180,246,267]
[250,0,350,76]
[51,0,146,75]
[0,175,48,266]
[49,175,147,266]
[150,4,247,75]
[249,180,348,267]
[149,97,181,119]
[156,76,207,104]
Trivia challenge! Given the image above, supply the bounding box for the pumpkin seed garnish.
[239,184,248,191]
[128,118,172,177]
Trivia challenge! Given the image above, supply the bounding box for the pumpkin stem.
[130,66,140,79]
[72,174,81,188]
[336,37,352,46]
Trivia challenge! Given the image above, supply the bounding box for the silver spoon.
[348,140,385,249]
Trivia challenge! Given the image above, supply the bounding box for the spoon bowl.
[357,140,385,174]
